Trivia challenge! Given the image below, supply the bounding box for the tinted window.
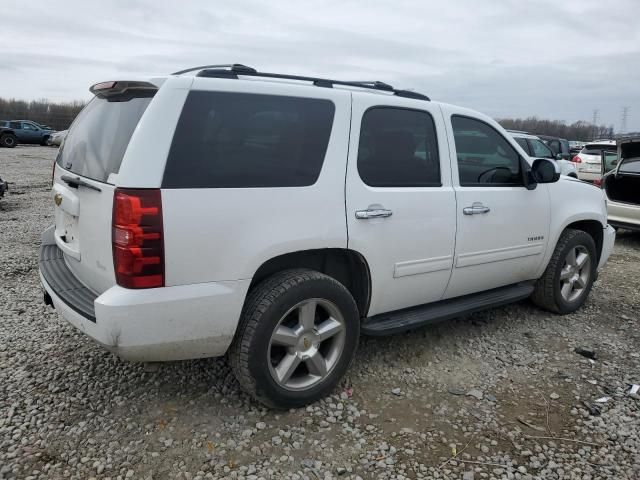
[452,116,522,186]
[357,107,440,187]
[514,137,530,154]
[619,157,640,174]
[582,144,614,155]
[547,139,561,154]
[10,122,21,129]
[163,91,335,188]
[57,95,153,183]
[528,139,554,159]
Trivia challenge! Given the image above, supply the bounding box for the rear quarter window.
[162,91,335,188]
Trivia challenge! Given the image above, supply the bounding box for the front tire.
[229,269,360,408]
[531,229,597,314]
[0,134,17,148]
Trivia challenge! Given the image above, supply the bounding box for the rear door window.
[357,107,441,187]
[56,95,154,183]
[162,91,335,188]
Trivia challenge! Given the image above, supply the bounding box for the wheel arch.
[564,219,604,265]
[249,248,372,317]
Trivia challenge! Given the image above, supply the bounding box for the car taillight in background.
[112,188,164,288]
[593,178,602,187]
[571,155,582,163]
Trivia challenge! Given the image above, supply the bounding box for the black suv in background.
[538,135,571,160]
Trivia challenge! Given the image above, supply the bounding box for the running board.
[361,282,535,336]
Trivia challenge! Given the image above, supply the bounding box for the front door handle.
[355,208,393,219]
[463,202,491,215]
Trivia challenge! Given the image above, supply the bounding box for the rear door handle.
[463,203,490,215]
[355,208,393,219]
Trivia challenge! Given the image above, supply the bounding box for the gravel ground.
[1,146,639,480]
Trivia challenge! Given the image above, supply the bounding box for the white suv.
[40,64,616,408]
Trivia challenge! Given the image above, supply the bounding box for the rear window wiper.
[60,175,102,192]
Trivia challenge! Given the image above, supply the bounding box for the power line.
[620,106,630,134]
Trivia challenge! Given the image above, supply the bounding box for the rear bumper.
[607,201,640,231]
[576,171,600,182]
[39,230,250,362]
[598,225,616,270]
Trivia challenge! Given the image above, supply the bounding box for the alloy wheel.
[268,298,346,391]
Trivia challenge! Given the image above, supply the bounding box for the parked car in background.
[47,130,67,146]
[0,125,18,148]
[0,120,53,145]
[0,175,7,198]
[602,137,640,231]
[571,140,616,182]
[569,140,585,157]
[40,65,615,408]
[509,131,578,178]
[538,135,571,160]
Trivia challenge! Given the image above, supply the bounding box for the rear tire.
[229,269,360,408]
[531,229,597,314]
[40,136,50,146]
[0,134,17,148]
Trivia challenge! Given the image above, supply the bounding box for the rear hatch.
[53,81,156,294]
[579,144,614,172]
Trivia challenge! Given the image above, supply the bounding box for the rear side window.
[57,96,153,183]
[162,91,335,188]
[357,107,440,187]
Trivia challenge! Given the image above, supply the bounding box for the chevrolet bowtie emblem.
[54,193,62,206]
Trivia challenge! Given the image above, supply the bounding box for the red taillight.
[112,188,164,289]
[593,178,602,187]
[571,155,582,163]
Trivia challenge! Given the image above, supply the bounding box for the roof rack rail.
[175,64,430,101]
[172,64,256,76]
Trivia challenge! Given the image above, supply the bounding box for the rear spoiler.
[89,81,157,101]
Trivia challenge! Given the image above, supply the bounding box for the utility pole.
[591,109,599,140]
[620,106,630,135]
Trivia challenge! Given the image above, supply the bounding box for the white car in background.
[47,130,68,147]
[572,140,616,182]
[509,131,578,178]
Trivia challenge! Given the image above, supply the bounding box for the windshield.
[56,95,153,183]
[619,157,640,175]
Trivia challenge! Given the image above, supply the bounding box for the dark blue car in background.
[0,120,53,145]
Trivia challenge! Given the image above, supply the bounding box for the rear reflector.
[112,189,164,289]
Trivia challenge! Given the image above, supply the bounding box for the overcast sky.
[2,0,638,131]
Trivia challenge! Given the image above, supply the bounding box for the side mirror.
[531,158,560,184]
[555,153,563,160]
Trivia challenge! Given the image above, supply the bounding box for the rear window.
[56,95,153,183]
[582,144,614,155]
[162,91,335,188]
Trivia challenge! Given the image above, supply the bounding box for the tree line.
[497,116,614,141]
[0,98,86,131]
[0,97,618,141]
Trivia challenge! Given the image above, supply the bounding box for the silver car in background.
[572,140,616,182]
[509,131,578,178]
[47,130,67,147]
